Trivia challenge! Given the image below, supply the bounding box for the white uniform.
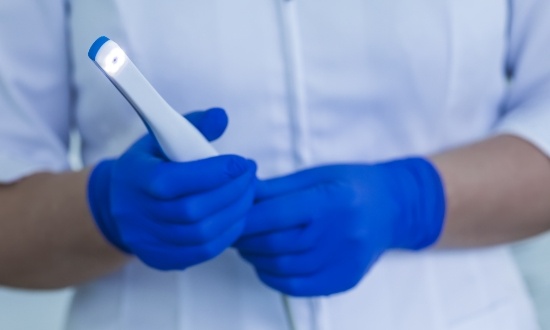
[0,0,549,329]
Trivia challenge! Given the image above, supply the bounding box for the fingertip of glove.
[202,107,228,140]
[205,107,227,119]
[184,107,228,142]
[222,155,257,178]
[246,158,258,173]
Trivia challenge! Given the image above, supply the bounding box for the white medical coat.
[0,0,549,329]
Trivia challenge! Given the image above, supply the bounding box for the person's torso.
[66,1,538,329]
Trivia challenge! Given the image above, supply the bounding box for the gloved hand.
[88,108,257,270]
[235,158,445,296]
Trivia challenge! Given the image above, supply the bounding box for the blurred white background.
[513,232,550,330]
[0,288,72,329]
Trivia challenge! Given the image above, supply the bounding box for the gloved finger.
[256,166,342,201]
[148,165,256,222]
[140,155,256,199]
[243,182,352,237]
[133,219,246,271]
[184,107,228,142]
[256,258,368,297]
[234,225,320,256]
[141,185,255,245]
[239,233,338,276]
[125,133,166,160]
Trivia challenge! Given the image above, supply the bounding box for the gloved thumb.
[184,107,229,142]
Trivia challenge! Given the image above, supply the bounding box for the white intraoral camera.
[88,36,218,162]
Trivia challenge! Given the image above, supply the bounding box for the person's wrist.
[87,160,130,253]
[383,157,446,250]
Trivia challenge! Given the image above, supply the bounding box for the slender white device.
[88,36,218,162]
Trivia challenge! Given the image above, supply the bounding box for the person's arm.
[0,170,128,289]
[0,0,100,289]
[432,0,550,247]
[233,135,550,297]
[0,108,256,290]
[433,134,550,248]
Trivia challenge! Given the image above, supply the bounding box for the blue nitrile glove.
[235,158,445,296]
[88,108,257,270]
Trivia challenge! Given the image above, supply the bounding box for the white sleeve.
[0,1,71,183]
[495,1,550,155]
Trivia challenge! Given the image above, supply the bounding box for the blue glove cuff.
[385,157,446,250]
[87,160,131,254]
